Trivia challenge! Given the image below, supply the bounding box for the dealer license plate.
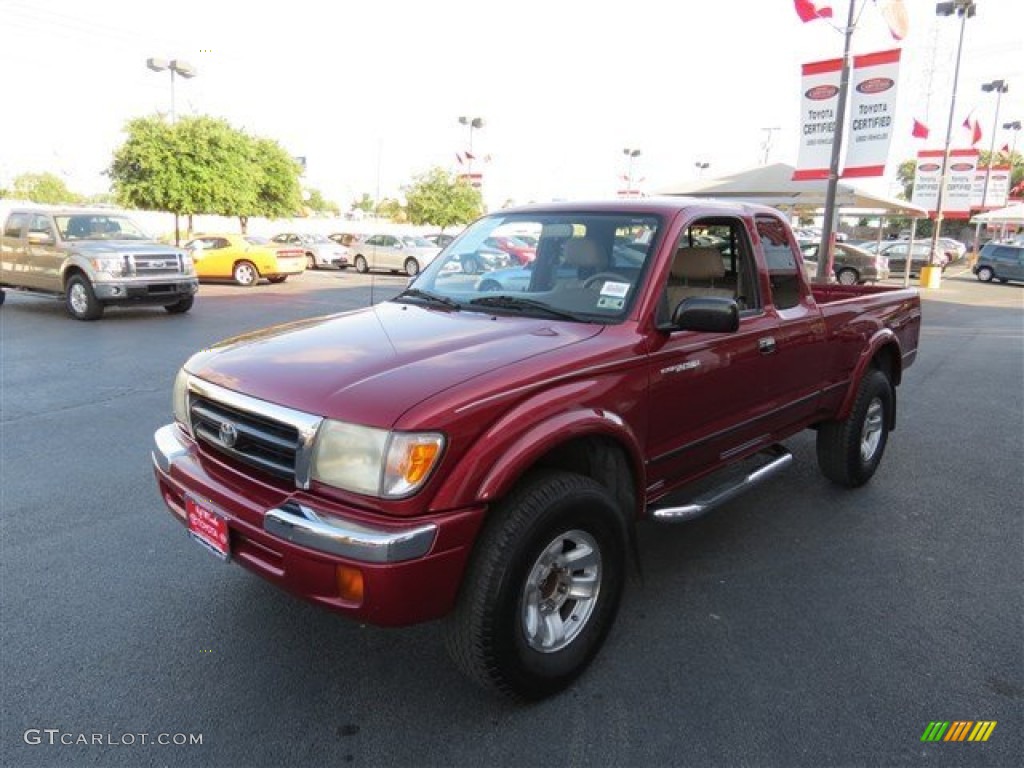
[186,496,230,561]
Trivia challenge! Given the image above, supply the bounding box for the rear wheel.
[404,257,420,277]
[233,260,259,287]
[354,255,368,274]
[306,253,317,270]
[976,266,994,282]
[268,275,288,284]
[65,274,104,321]
[817,369,892,488]
[164,295,194,314]
[836,268,859,285]
[443,470,627,701]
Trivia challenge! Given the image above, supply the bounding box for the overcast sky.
[1,0,1021,209]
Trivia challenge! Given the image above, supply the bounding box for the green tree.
[403,167,483,231]
[249,137,303,229]
[376,198,406,222]
[352,193,376,214]
[304,188,340,216]
[11,172,81,204]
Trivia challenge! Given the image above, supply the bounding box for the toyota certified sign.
[805,85,839,100]
[856,77,895,94]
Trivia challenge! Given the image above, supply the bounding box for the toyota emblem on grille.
[218,420,238,448]
[151,260,166,268]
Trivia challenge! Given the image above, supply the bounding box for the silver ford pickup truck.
[0,207,198,320]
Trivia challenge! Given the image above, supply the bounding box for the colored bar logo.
[921,721,997,742]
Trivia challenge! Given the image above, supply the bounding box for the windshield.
[305,234,332,243]
[56,214,151,241]
[245,236,269,245]
[404,211,662,323]
[402,236,435,248]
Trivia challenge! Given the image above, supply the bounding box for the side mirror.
[27,231,55,246]
[670,296,739,333]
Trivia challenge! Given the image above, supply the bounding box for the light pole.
[1003,120,1022,158]
[458,116,484,177]
[972,78,1008,255]
[146,58,197,124]
[930,1,976,268]
[623,148,641,195]
[760,127,780,165]
[695,161,710,177]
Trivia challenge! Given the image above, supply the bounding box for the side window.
[29,214,54,236]
[366,235,381,246]
[211,238,230,250]
[271,234,285,243]
[755,215,803,310]
[661,217,760,325]
[4,213,28,238]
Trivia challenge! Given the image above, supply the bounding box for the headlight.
[90,256,126,276]
[172,368,191,432]
[312,420,444,498]
[181,254,196,274]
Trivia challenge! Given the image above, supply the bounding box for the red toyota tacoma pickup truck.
[152,199,920,700]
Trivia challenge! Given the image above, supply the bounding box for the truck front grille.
[133,253,182,275]
[191,395,301,482]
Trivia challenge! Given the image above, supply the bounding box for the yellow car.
[184,233,306,286]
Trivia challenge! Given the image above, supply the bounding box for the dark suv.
[974,242,1024,285]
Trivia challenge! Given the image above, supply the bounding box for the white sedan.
[349,234,441,276]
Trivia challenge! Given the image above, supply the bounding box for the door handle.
[758,337,777,355]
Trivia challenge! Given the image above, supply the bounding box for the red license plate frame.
[185,496,230,561]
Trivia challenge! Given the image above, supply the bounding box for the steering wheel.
[582,272,625,291]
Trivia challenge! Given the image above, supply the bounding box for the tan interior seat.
[559,238,608,288]
[666,246,734,308]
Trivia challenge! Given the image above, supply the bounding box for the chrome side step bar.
[649,444,793,523]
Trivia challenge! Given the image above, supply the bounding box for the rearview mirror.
[670,296,739,333]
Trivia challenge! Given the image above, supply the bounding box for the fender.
[836,328,902,423]
[430,379,646,514]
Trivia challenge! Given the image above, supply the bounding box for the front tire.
[267,275,288,284]
[443,470,626,701]
[233,260,259,287]
[976,266,994,282]
[404,257,420,277]
[164,295,194,314]
[354,255,369,274]
[816,369,892,488]
[65,274,104,320]
[306,253,317,270]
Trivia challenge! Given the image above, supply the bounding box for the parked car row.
[185,234,307,286]
[799,242,889,284]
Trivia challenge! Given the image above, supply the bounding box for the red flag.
[794,0,833,23]
[971,120,982,146]
[912,118,929,139]
[455,152,465,165]
[464,151,475,161]
[878,0,909,40]
[1001,143,1011,154]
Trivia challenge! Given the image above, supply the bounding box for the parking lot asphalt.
[1,268,1021,767]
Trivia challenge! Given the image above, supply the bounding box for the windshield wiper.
[468,295,581,321]
[393,288,461,310]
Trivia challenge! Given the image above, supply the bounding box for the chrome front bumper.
[152,424,437,564]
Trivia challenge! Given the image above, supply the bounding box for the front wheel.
[233,260,259,287]
[354,255,368,274]
[164,295,194,314]
[65,274,104,320]
[816,369,892,488]
[443,470,626,701]
[836,268,859,285]
[267,275,287,284]
[306,254,317,270]
[976,266,994,282]
[404,258,420,277]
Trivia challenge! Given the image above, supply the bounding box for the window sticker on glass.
[597,296,625,310]
[599,281,630,298]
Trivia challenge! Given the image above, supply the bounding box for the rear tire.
[306,253,317,270]
[837,268,859,285]
[164,295,194,314]
[268,275,287,284]
[443,470,626,701]
[816,369,892,488]
[233,260,259,287]
[65,274,104,321]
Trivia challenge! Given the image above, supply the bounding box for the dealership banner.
[911,149,979,217]
[842,49,901,177]
[794,57,842,181]
[970,165,1011,209]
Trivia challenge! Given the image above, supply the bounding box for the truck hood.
[72,240,185,256]
[186,301,603,427]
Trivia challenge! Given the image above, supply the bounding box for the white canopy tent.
[657,162,928,218]
[970,202,1024,225]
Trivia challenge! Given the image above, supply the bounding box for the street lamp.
[972,78,1009,255]
[1003,120,1022,157]
[623,148,642,195]
[146,57,197,123]
[929,0,976,268]
[695,161,710,177]
[458,115,485,176]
